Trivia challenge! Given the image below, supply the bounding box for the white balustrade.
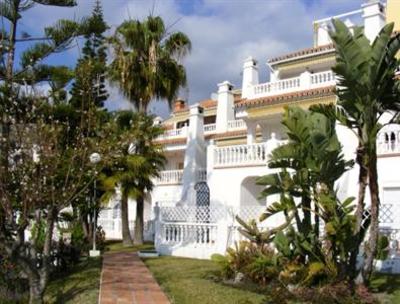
[378,126,400,155]
[204,123,216,133]
[155,169,207,185]
[156,127,187,140]
[161,222,218,245]
[155,170,183,184]
[250,70,335,99]
[214,143,268,167]
[310,70,335,86]
[253,76,300,97]
[227,119,246,130]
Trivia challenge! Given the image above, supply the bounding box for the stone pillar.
[299,70,312,89]
[269,69,280,82]
[266,132,280,154]
[180,104,206,205]
[260,123,270,142]
[216,213,230,254]
[246,120,257,144]
[362,0,385,43]
[206,140,215,178]
[153,202,163,253]
[241,56,259,99]
[216,81,235,133]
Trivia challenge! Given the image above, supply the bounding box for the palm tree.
[108,15,191,112]
[312,19,400,283]
[101,112,165,246]
[107,16,190,245]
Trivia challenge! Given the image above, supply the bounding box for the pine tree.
[70,0,108,110]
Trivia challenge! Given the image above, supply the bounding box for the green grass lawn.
[144,256,400,304]
[144,256,267,304]
[43,240,153,303]
[370,273,400,304]
[42,241,400,304]
[44,257,102,304]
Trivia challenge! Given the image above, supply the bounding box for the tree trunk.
[134,193,144,245]
[363,150,380,283]
[121,188,133,246]
[355,145,369,233]
[1,4,18,177]
[349,145,369,283]
[29,276,44,304]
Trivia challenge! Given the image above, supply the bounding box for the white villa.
[98,0,400,270]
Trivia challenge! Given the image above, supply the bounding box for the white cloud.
[19,0,363,117]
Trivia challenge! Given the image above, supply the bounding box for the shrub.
[212,241,279,284]
[0,254,29,303]
[245,254,278,285]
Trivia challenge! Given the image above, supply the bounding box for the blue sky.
[14,0,363,117]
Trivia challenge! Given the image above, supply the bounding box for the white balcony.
[214,142,269,168]
[157,119,246,140]
[204,123,216,133]
[250,70,335,99]
[155,169,207,185]
[156,127,187,140]
[378,126,400,155]
[227,119,246,130]
[156,170,183,184]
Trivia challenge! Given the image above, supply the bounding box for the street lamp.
[89,152,101,257]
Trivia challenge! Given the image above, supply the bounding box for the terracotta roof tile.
[235,86,336,109]
[200,99,217,108]
[173,98,217,113]
[268,44,335,64]
[162,123,174,130]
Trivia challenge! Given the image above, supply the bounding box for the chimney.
[180,104,206,205]
[316,21,331,46]
[174,98,186,112]
[216,81,235,133]
[241,56,259,99]
[362,0,385,43]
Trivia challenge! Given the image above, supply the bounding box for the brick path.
[99,251,170,304]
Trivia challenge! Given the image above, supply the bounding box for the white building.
[98,0,400,269]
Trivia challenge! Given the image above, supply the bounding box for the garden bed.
[143,255,400,304]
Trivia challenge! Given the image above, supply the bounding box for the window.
[204,115,216,125]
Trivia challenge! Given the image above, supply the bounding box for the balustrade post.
[300,70,312,90]
[154,202,162,252]
[208,140,216,170]
[216,207,229,254]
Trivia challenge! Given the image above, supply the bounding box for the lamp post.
[89,152,101,257]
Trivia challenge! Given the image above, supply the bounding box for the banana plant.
[312,19,400,283]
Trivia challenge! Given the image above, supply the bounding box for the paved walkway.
[99,251,170,304]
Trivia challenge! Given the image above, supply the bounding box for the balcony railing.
[253,76,301,97]
[310,70,334,86]
[155,169,207,185]
[251,70,335,99]
[227,119,246,130]
[214,142,269,167]
[156,127,187,140]
[156,170,183,184]
[204,123,216,133]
